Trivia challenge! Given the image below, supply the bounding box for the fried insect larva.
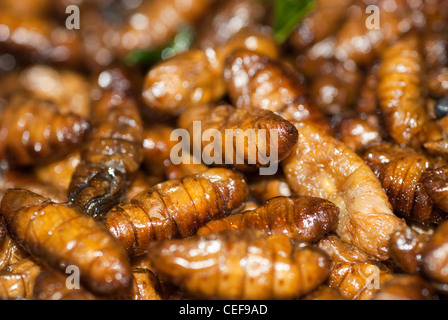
[372,275,437,300]
[68,68,144,219]
[363,143,448,224]
[177,104,298,172]
[328,261,394,300]
[105,168,249,257]
[282,123,406,260]
[224,50,331,132]
[363,144,430,215]
[0,95,88,167]
[377,34,429,148]
[388,226,431,274]
[421,220,448,285]
[32,270,97,300]
[146,230,331,300]
[0,258,41,300]
[317,234,371,264]
[302,285,347,300]
[118,0,215,55]
[194,0,267,49]
[196,196,339,243]
[34,152,80,192]
[0,189,133,297]
[131,268,163,301]
[142,49,224,118]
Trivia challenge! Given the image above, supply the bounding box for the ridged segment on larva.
[68,68,144,219]
[178,104,299,172]
[105,168,249,257]
[377,34,429,148]
[0,189,132,297]
[146,230,330,299]
[0,95,88,167]
[197,195,339,243]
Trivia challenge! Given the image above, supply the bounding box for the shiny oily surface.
[197,195,339,243]
[146,230,330,300]
[283,123,406,260]
[105,168,249,257]
[0,189,132,297]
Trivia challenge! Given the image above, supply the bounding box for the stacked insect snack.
[0,0,448,301]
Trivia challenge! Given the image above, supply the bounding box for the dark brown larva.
[32,270,98,300]
[363,143,448,224]
[388,226,431,274]
[68,67,144,219]
[177,104,298,172]
[197,196,339,243]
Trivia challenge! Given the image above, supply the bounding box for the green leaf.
[273,0,315,43]
[124,26,195,66]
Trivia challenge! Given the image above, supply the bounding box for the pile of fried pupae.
[0,0,448,301]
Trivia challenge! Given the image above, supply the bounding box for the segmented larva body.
[0,95,88,167]
[364,143,448,224]
[105,168,249,257]
[178,104,299,172]
[197,195,339,243]
[0,189,133,297]
[377,34,429,149]
[146,230,331,300]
